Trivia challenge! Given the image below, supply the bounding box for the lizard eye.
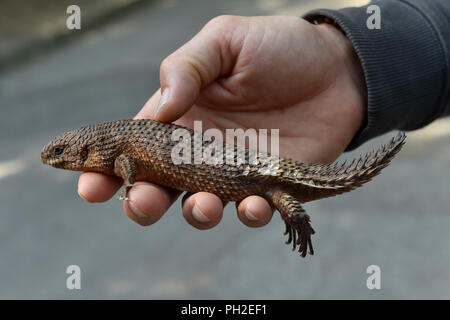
[53,146,64,156]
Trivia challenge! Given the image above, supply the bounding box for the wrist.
[314,21,367,144]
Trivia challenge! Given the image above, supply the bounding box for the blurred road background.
[1,0,449,299]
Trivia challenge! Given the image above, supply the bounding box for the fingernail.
[129,200,148,218]
[192,204,210,223]
[245,208,259,221]
[154,87,170,119]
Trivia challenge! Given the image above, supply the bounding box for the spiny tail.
[315,131,406,186]
[282,132,406,202]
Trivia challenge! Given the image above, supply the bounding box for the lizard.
[41,119,406,257]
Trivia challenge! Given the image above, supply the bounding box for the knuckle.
[205,15,238,29]
[160,56,174,74]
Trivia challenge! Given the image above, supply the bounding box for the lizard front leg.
[269,188,315,257]
[114,154,136,201]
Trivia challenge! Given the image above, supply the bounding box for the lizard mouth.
[41,151,65,167]
[45,158,65,167]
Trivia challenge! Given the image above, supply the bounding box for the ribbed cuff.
[303,0,447,150]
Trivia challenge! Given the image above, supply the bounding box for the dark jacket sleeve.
[303,0,450,150]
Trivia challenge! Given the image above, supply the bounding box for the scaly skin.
[41,119,406,257]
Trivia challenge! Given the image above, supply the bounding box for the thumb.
[148,16,239,122]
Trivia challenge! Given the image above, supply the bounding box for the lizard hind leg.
[270,189,315,257]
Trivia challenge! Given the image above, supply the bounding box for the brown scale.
[41,119,406,258]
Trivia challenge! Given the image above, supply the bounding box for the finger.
[181,192,195,207]
[78,172,122,203]
[134,88,161,120]
[150,16,239,123]
[182,192,223,230]
[123,182,181,226]
[181,191,229,209]
[236,195,273,228]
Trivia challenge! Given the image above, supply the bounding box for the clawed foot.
[284,220,315,257]
[117,184,134,201]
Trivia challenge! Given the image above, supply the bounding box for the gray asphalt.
[1,0,449,299]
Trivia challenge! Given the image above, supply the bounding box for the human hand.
[78,15,366,229]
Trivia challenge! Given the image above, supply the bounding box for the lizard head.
[41,128,89,171]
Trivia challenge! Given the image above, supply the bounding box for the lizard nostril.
[41,149,50,162]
